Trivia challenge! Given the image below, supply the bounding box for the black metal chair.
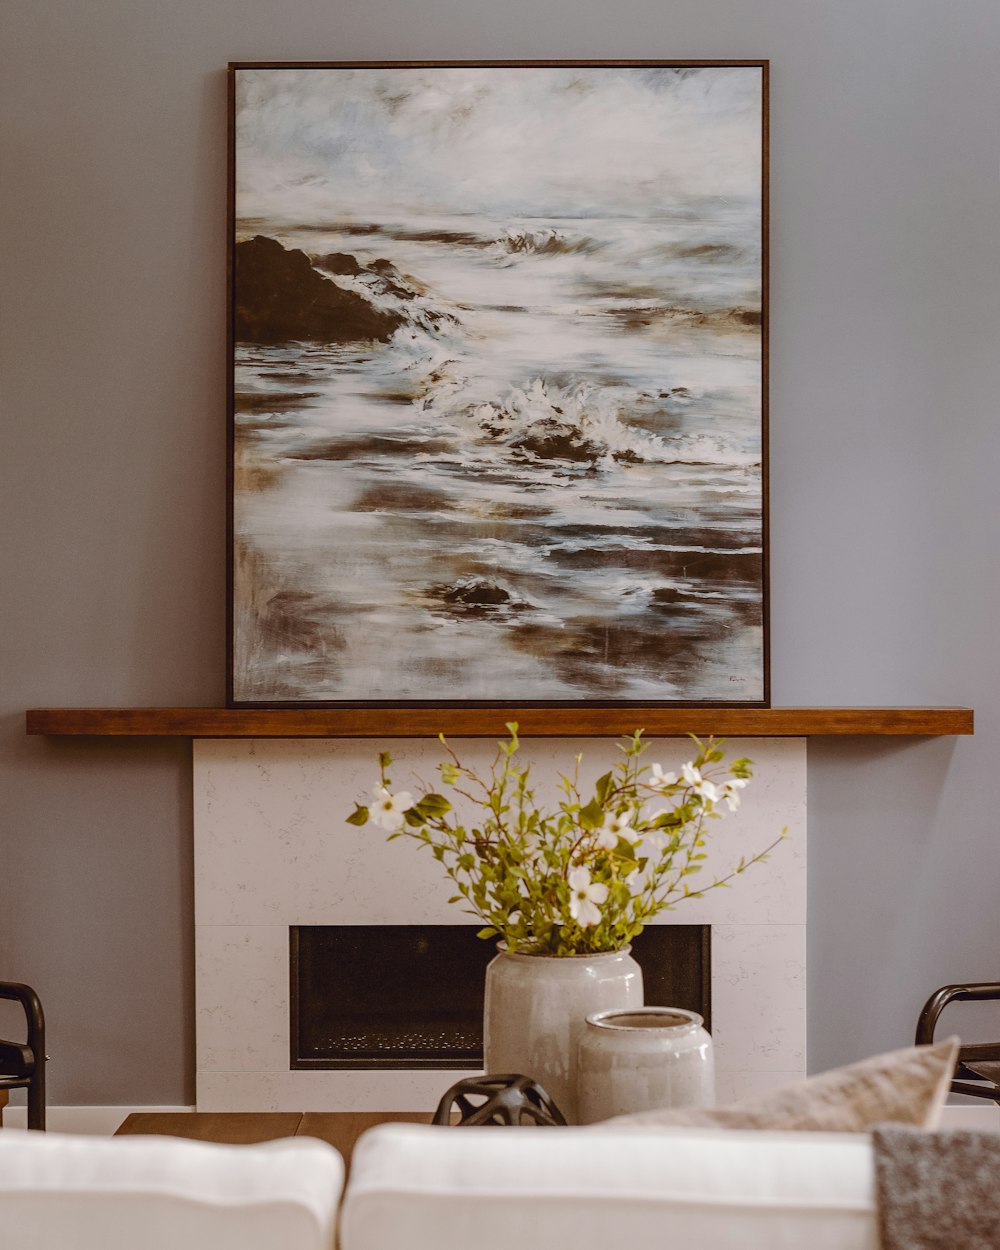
[0,982,47,1130]
[916,982,1000,1103]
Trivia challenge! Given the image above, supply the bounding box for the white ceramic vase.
[576,1006,714,1124]
[483,946,643,1123]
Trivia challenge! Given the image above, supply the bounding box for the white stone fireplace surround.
[194,736,806,1111]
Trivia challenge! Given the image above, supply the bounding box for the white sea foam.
[488,226,596,259]
[416,374,757,470]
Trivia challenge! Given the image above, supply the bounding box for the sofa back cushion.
[0,1131,343,1250]
[340,1123,877,1250]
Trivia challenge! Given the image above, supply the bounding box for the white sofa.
[0,1123,879,1249]
[343,1124,878,1250]
[0,1131,344,1250]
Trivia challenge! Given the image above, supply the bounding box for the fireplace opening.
[290,925,710,1070]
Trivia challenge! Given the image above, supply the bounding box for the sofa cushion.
[340,1122,877,1250]
[0,1130,344,1250]
[604,1037,959,1132]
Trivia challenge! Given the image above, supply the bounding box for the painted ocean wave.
[314,251,464,341]
[233,211,764,700]
[489,226,599,259]
[417,375,759,470]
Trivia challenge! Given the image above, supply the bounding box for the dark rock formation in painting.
[314,251,364,276]
[234,235,404,344]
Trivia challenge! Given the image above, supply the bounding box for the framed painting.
[229,60,768,707]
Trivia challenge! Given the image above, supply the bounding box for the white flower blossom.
[682,764,718,805]
[648,763,679,791]
[694,779,720,804]
[595,811,632,850]
[681,762,702,787]
[721,778,749,812]
[369,785,414,831]
[567,866,608,928]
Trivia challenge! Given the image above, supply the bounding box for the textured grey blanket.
[873,1124,1000,1249]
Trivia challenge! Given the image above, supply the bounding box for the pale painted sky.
[235,65,763,222]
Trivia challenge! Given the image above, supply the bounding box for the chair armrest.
[0,983,46,1056]
[916,984,1000,1045]
[0,1041,35,1076]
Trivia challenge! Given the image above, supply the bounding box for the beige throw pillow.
[602,1037,959,1132]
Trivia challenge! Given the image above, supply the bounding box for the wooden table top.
[115,1110,436,1165]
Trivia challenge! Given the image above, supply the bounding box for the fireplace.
[290,924,710,1070]
[194,736,805,1110]
[291,925,494,1069]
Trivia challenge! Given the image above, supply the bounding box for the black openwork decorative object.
[433,1073,567,1126]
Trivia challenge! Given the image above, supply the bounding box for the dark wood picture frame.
[228,60,775,715]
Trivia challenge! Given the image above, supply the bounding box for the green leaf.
[439,763,460,785]
[378,751,393,770]
[578,798,605,830]
[650,809,681,829]
[346,805,369,826]
[595,771,614,803]
[476,926,499,940]
[414,793,453,818]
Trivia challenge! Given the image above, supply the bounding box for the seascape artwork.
[231,63,766,703]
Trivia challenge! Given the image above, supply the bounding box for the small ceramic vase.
[576,1006,714,1124]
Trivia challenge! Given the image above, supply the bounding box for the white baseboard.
[1,1106,194,1135]
[939,1102,1000,1129]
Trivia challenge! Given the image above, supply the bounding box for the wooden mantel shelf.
[25,707,973,738]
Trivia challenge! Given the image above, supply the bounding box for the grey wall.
[2,0,998,1105]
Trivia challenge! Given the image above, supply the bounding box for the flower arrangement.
[348,725,784,956]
